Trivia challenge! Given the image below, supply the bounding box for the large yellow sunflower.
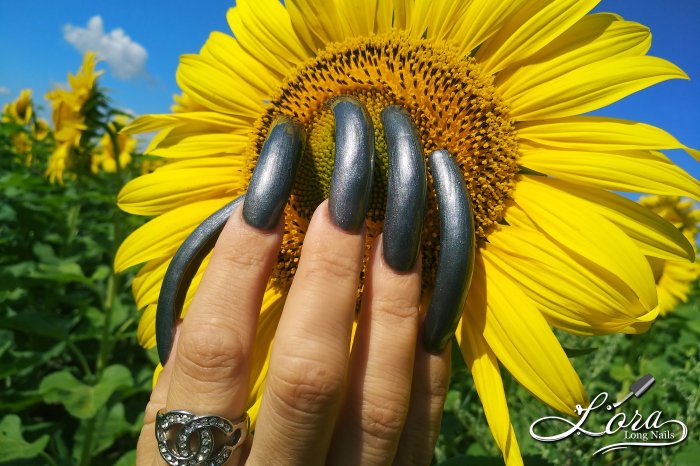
[115,1,700,463]
[640,195,700,316]
[45,52,102,183]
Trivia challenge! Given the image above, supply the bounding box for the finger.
[156,195,243,364]
[161,117,302,464]
[393,317,451,466]
[327,237,421,466]
[250,97,374,466]
[423,150,476,353]
[248,202,366,465]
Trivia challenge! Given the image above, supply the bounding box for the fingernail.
[243,116,304,230]
[381,105,426,272]
[423,150,476,354]
[157,195,245,364]
[329,97,374,232]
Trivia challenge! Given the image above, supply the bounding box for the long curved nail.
[381,105,427,271]
[156,195,244,364]
[243,116,304,230]
[423,150,476,354]
[329,97,374,232]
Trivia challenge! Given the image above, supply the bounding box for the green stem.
[67,340,93,379]
[79,418,97,466]
[39,451,59,466]
[79,143,128,465]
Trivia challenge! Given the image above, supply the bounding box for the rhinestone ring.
[155,409,249,466]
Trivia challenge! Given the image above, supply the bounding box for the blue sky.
[1,0,698,177]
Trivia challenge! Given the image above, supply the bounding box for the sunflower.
[45,52,103,183]
[115,1,700,463]
[639,195,700,316]
[1,89,49,164]
[2,89,33,125]
[90,115,136,174]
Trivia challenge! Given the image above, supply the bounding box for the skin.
[136,202,450,466]
[140,98,472,465]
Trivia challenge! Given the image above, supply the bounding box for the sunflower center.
[244,33,519,289]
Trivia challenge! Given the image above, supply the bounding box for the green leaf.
[0,312,76,339]
[0,415,49,463]
[72,403,136,460]
[32,242,58,264]
[114,450,137,466]
[39,365,133,419]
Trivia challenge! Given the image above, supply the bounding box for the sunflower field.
[2,1,700,465]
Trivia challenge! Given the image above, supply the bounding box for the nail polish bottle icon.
[606,374,655,410]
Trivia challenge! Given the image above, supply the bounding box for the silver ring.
[155,409,249,466]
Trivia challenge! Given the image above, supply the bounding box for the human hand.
[137,98,472,465]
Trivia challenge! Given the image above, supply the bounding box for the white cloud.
[0,86,10,95]
[63,16,148,80]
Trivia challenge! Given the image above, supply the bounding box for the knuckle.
[427,369,449,402]
[218,243,269,274]
[177,324,247,381]
[361,397,408,441]
[215,225,272,275]
[372,294,419,321]
[300,247,359,283]
[268,354,345,417]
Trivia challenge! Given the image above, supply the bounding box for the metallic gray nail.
[157,195,244,364]
[329,97,374,232]
[243,116,304,230]
[381,106,427,272]
[423,150,476,354]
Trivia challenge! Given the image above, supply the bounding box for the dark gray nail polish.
[329,97,374,232]
[243,116,304,230]
[157,195,245,364]
[423,150,476,354]
[381,105,427,272]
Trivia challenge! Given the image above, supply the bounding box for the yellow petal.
[248,289,285,403]
[376,0,413,32]
[227,0,308,77]
[118,161,244,216]
[115,197,232,272]
[536,178,694,261]
[132,251,213,311]
[413,0,468,41]
[513,176,658,310]
[509,56,688,120]
[123,112,251,136]
[147,131,249,158]
[137,304,157,349]
[520,149,700,200]
[286,0,345,49]
[497,14,650,99]
[176,54,264,118]
[476,0,600,74]
[487,224,659,336]
[451,0,528,57]
[333,0,379,37]
[132,258,168,310]
[458,318,524,466]
[467,254,587,414]
[201,31,282,96]
[517,116,698,160]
